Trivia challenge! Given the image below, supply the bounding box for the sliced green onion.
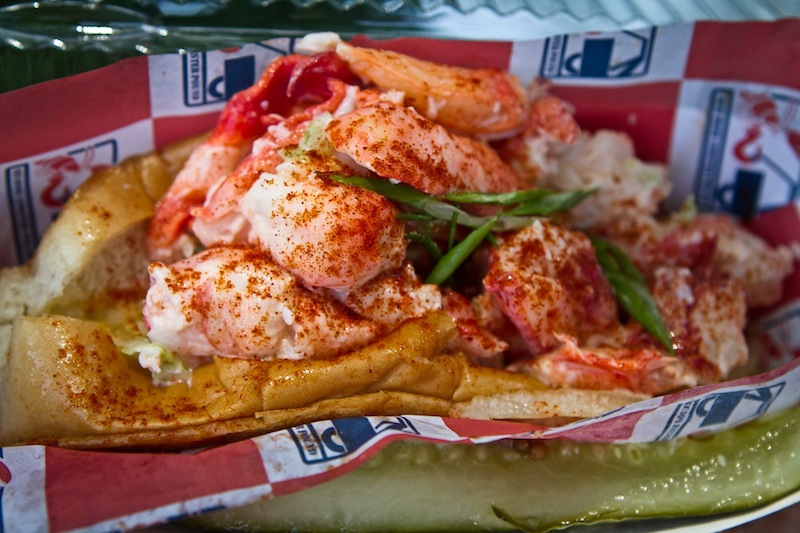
[396,212,435,222]
[447,211,458,251]
[591,236,674,354]
[505,188,598,216]
[329,175,487,228]
[330,175,594,231]
[443,188,556,205]
[444,188,597,216]
[330,173,596,286]
[406,232,443,262]
[426,216,499,285]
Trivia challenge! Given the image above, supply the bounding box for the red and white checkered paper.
[1,19,800,532]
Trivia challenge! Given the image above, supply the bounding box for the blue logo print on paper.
[694,88,800,218]
[655,383,785,441]
[290,416,420,464]
[540,28,656,79]
[183,53,256,107]
[181,41,296,107]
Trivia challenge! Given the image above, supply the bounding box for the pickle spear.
[189,407,800,532]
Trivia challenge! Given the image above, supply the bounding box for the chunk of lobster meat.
[513,335,694,396]
[483,220,619,356]
[539,130,671,230]
[325,100,528,196]
[241,158,406,291]
[593,213,717,278]
[334,262,442,327]
[599,212,795,309]
[188,147,285,249]
[328,260,508,364]
[143,246,382,366]
[191,80,361,248]
[335,41,529,139]
[335,266,508,364]
[512,266,748,395]
[527,94,581,145]
[441,289,509,365]
[495,93,581,183]
[146,51,360,260]
[687,214,795,308]
[146,142,248,262]
[650,266,747,379]
[470,291,532,360]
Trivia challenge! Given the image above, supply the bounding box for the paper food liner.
[1,19,800,532]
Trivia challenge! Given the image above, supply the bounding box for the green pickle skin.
[190,407,799,532]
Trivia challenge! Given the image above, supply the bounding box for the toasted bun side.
[0,137,203,447]
[0,314,236,445]
[2,294,626,450]
[28,392,453,451]
[0,311,483,449]
[4,154,170,319]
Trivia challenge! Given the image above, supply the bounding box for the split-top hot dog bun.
[0,140,637,450]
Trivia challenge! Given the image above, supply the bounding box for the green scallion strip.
[505,188,598,216]
[396,212,435,222]
[426,216,499,285]
[329,174,487,228]
[332,175,598,228]
[406,232,444,262]
[331,173,597,286]
[448,211,458,251]
[444,188,556,205]
[590,236,674,355]
[444,188,597,216]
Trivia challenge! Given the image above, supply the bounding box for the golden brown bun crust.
[0,311,460,450]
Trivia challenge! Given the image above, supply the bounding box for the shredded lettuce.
[118,337,192,387]
[299,112,334,152]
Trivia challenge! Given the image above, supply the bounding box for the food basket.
[1,2,800,532]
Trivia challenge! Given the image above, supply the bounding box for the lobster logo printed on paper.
[0,458,10,489]
[540,28,656,79]
[655,383,785,441]
[5,140,117,264]
[0,455,10,527]
[694,87,800,218]
[290,416,420,464]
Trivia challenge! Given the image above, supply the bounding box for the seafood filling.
[142,35,796,399]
